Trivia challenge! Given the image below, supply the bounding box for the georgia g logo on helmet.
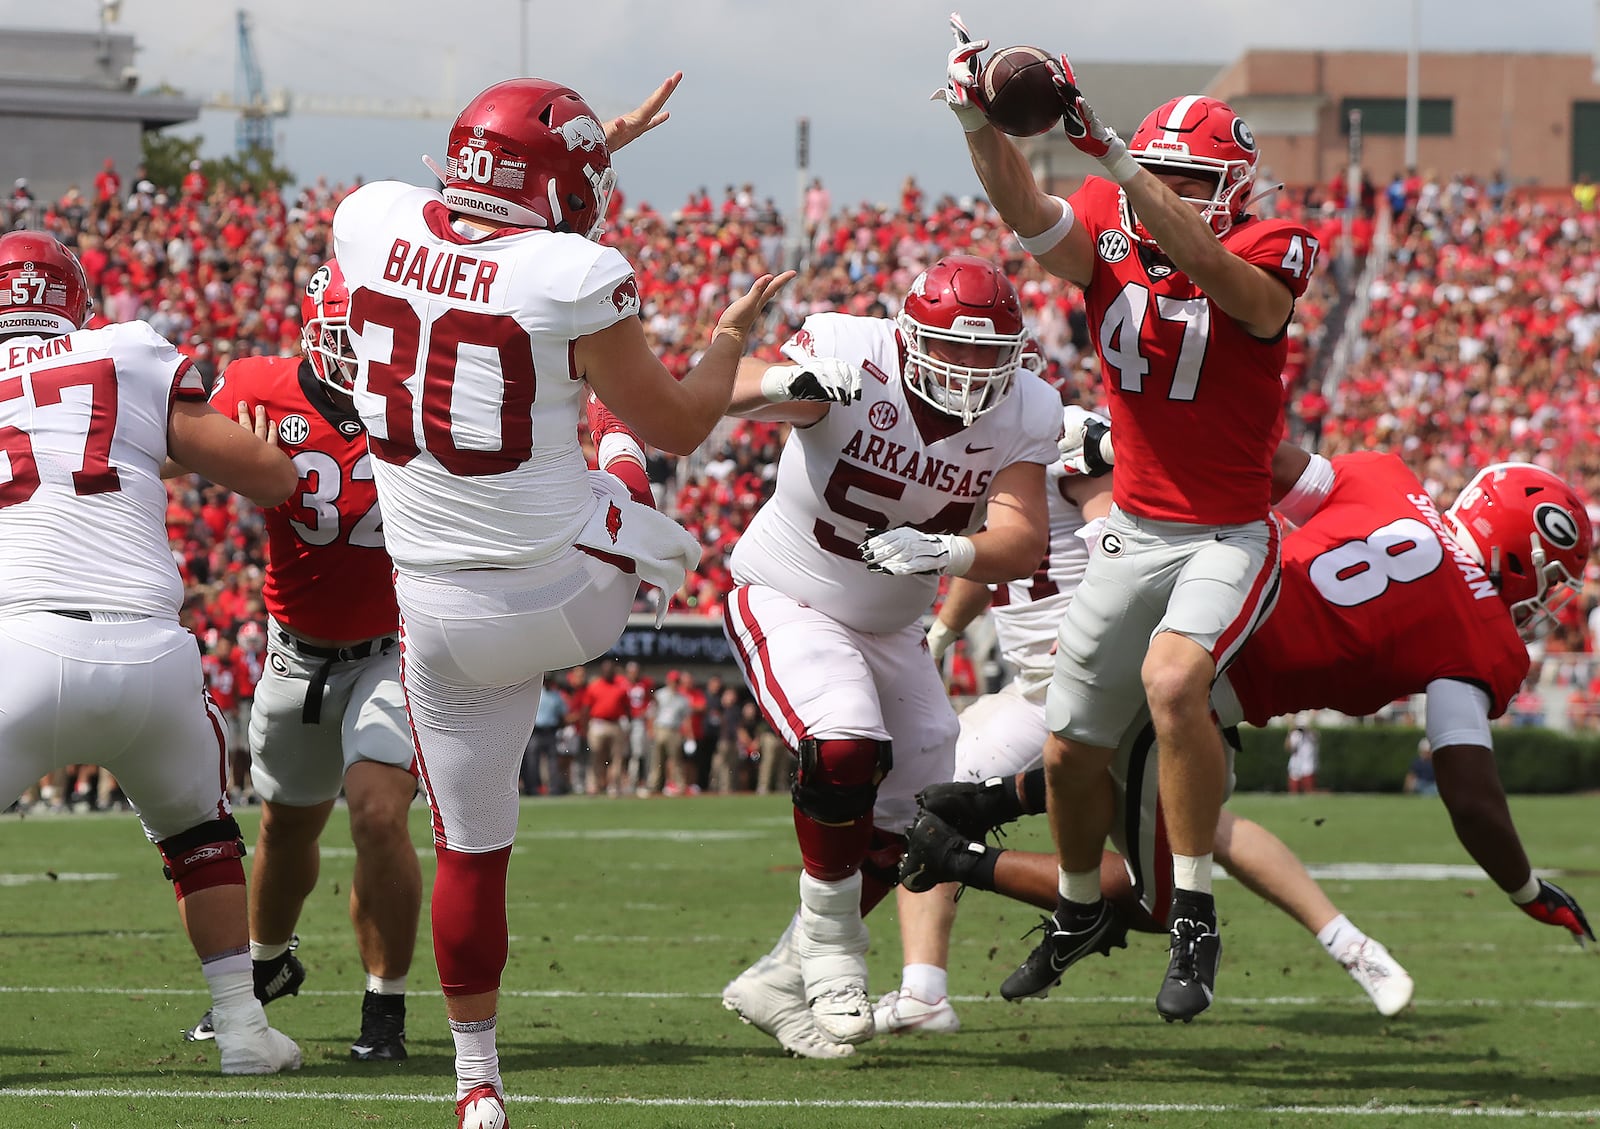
[305,264,331,305]
[1534,502,1582,551]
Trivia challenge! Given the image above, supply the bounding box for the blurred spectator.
[646,671,694,796]
[524,675,571,796]
[1285,718,1320,793]
[1404,739,1438,797]
[579,659,631,797]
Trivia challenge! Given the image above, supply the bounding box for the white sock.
[249,939,291,963]
[769,907,803,967]
[1316,914,1366,959]
[1172,853,1214,896]
[1059,867,1101,905]
[449,1015,502,1102]
[201,948,255,1013]
[901,963,948,1003]
[366,973,407,995]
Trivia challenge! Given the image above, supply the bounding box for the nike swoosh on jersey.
[965,443,994,454]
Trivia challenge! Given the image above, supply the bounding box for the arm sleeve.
[1275,453,1336,527]
[1424,677,1494,751]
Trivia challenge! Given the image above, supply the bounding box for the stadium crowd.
[6,154,1600,815]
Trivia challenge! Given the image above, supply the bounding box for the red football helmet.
[896,255,1026,425]
[427,78,616,239]
[301,259,354,392]
[1126,95,1258,240]
[0,230,90,338]
[1445,462,1594,641]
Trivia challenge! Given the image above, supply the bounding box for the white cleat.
[215,1022,302,1075]
[1338,937,1415,1017]
[722,955,855,1059]
[456,1083,508,1129]
[873,989,961,1036]
[808,983,876,1045]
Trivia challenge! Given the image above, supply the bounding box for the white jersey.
[333,180,639,573]
[0,321,202,618]
[990,458,1093,679]
[730,313,1060,634]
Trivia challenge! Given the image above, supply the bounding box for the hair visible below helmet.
[896,256,1025,426]
[1126,95,1259,240]
[0,231,90,338]
[301,260,354,392]
[1444,462,1594,641]
[428,78,616,240]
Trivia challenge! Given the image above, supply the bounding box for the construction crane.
[204,8,454,156]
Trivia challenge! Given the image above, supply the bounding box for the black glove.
[1517,878,1595,947]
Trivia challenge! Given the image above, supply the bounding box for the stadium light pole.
[519,0,529,75]
[1404,0,1420,171]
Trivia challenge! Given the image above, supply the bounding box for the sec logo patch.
[277,414,310,446]
[1097,230,1131,263]
[868,401,899,431]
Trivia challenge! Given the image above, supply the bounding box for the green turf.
[1,792,1596,1128]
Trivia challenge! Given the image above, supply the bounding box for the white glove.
[1059,405,1114,477]
[931,13,989,133]
[759,357,862,404]
[860,527,976,577]
[926,619,960,663]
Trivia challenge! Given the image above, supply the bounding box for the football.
[979,46,1066,138]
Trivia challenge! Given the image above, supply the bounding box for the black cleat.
[915,776,1021,842]
[350,990,407,1061]
[1000,900,1128,1001]
[1156,895,1221,1023]
[898,811,989,893]
[182,936,306,1043]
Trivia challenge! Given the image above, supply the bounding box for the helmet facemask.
[304,316,356,393]
[897,310,1024,426]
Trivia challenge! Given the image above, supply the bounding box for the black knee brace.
[791,737,893,825]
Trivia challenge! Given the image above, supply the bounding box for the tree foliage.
[140,132,295,194]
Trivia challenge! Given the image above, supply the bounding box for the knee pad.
[158,816,247,900]
[791,738,892,826]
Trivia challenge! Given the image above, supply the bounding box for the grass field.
[1,791,1597,1128]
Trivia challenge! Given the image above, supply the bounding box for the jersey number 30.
[350,288,537,477]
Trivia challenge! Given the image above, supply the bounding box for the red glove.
[1518,879,1595,948]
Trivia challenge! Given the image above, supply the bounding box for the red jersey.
[1227,452,1529,723]
[210,356,397,641]
[1068,176,1318,525]
[581,676,632,722]
[202,652,238,711]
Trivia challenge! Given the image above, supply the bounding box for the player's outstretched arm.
[934,17,1093,285]
[167,399,296,507]
[580,272,794,455]
[725,355,859,422]
[603,72,682,153]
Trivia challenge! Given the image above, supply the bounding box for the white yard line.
[0,1088,1597,1118]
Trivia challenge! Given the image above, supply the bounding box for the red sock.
[859,828,907,915]
[432,845,512,996]
[604,456,655,508]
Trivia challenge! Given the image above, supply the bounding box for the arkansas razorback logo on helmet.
[605,502,623,544]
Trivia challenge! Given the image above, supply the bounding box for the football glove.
[933,12,989,133]
[1060,405,1114,477]
[1517,879,1595,948]
[926,619,959,663]
[860,527,976,577]
[1046,56,1140,183]
[759,358,862,404]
